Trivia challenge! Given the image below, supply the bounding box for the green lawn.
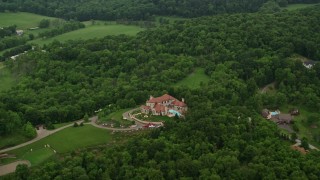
[175,68,210,89]
[8,125,111,165]
[284,3,319,11]
[31,24,144,46]
[0,67,16,92]
[0,12,57,29]
[21,148,55,166]
[99,108,134,127]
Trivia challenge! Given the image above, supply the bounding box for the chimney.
[150,95,154,100]
[182,98,185,102]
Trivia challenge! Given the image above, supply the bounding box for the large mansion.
[141,94,187,117]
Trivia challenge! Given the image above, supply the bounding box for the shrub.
[73,122,79,127]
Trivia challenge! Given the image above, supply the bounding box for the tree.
[24,121,36,138]
[84,113,89,122]
[28,33,34,40]
[300,138,309,150]
[259,0,281,13]
[74,122,79,127]
[291,133,297,142]
[39,19,50,28]
[15,164,29,180]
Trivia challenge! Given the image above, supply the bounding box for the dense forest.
[1,2,320,180]
[0,0,319,20]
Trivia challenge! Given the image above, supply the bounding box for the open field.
[31,24,144,46]
[0,12,57,29]
[175,68,210,89]
[8,125,111,165]
[0,67,15,92]
[21,148,54,166]
[284,3,319,11]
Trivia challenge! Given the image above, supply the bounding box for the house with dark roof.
[272,114,293,124]
[141,94,187,117]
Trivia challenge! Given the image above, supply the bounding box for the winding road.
[0,111,146,176]
[0,109,143,154]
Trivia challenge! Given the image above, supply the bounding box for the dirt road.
[0,160,30,176]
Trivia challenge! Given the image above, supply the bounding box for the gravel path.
[0,160,30,176]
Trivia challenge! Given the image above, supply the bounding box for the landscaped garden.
[98,108,134,128]
[135,112,174,122]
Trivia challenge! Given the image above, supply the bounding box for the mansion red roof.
[154,103,166,112]
[147,94,176,103]
[172,100,186,107]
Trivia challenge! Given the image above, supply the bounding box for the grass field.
[0,12,57,29]
[31,24,144,46]
[8,125,111,165]
[284,3,319,11]
[0,66,15,92]
[175,68,210,89]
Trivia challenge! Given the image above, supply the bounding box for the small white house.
[303,60,316,69]
[16,30,24,36]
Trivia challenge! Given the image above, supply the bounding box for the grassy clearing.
[99,108,134,127]
[175,68,210,89]
[284,3,319,11]
[8,125,111,165]
[31,24,144,46]
[0,12,57,29]
[280,105,319,148]
[0,67,16,92]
